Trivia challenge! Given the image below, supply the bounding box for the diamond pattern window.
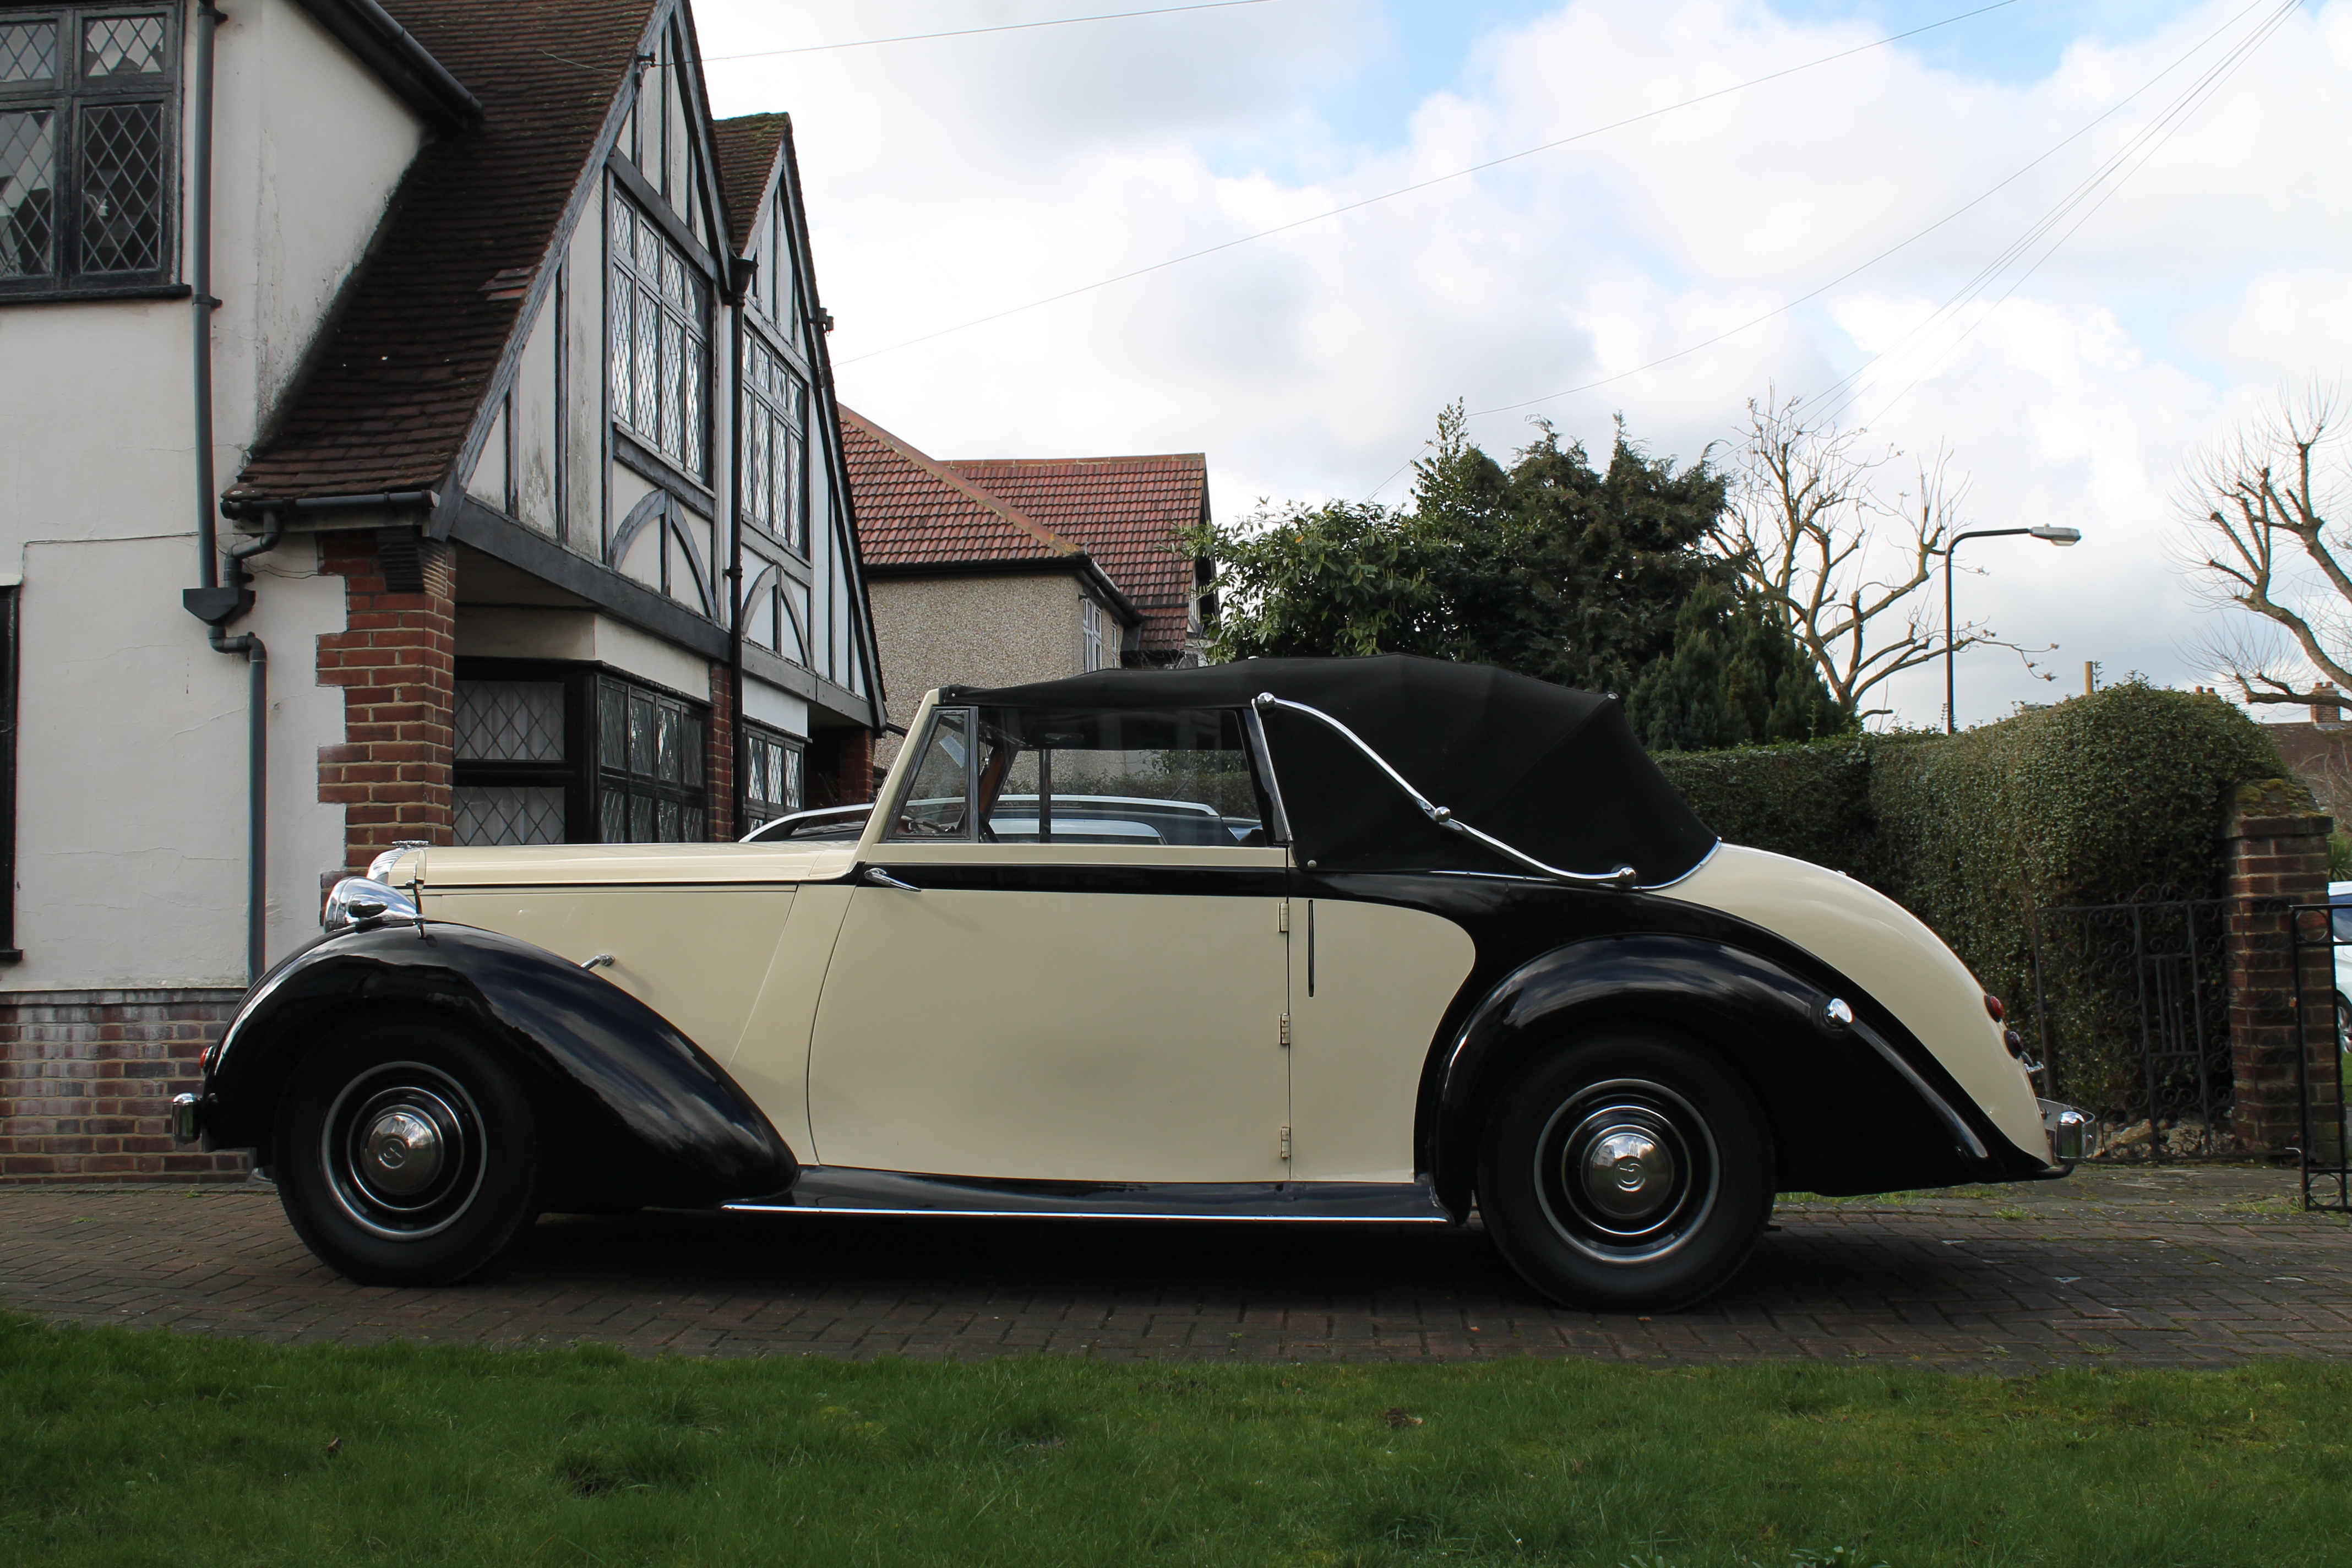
[454,664,714,846]
[740,722,804,835]
[608,190,709,478]
[0,8,175,296]
[742,335,807,554]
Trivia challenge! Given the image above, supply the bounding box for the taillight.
[1983,992,2005,1023]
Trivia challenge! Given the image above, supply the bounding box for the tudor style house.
[0,0,881,1181]
[842,408,1215,770]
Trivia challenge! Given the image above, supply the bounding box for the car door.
[807,701,1293,1184]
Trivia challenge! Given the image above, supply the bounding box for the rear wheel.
[274,1015,539,1286]
[1477,1027,1773,1312]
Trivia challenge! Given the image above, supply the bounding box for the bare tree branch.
[1714,390,2029,726]
[2177,382,2352,706]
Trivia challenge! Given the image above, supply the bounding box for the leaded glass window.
[0,8,176,296]
[453,678,571,847]
[608,189,709,477]
[741,722,804,835]
[596,674,706,842]
[742,334,806,553]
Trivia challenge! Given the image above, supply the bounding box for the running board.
[723,1168,1453,1223]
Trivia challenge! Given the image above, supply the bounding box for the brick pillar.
[2224,780,2337,1156]
[803,728,875,809]
[706,662,736,841]
[317,529,457,875]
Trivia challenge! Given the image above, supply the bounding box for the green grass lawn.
[5,1310,2348,1567]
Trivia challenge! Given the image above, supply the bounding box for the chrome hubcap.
[1580,1125,1678,1224]
[321,1063,486,1240]
[1533,1078,1718,1264]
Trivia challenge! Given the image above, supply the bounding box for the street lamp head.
[2029,526,2082,546]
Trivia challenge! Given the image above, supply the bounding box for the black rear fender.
[200,922,796,1210]
[1422,933,2039,1217]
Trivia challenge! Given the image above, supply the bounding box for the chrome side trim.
[1251,693,1638,889]
[722,1168,1452,1223]
[1858,1022,1990,1162]
[721,1204,1451,1224]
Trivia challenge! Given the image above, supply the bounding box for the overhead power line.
[1449,0,2295,430]
[835,0,2026,368]
[698,0,1274,64]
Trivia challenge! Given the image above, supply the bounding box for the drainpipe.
[178,1,274,984]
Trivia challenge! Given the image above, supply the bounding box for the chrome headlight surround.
[322,876,418,934]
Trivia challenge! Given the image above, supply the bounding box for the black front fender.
[200,921,796,1208]
[1424,932,2044,1217]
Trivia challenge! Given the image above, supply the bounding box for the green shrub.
[1657,684,2294,1115]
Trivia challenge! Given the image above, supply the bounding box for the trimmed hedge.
[1656,684,2296,1115]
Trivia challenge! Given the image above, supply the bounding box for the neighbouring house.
[2266,690,2352,835]
[842,409,1215,769]
[0,0,881,1182]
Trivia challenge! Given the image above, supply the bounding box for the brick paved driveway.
[3,1167,2346,1371]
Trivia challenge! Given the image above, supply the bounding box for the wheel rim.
[1531,1077,1719,1264]
[320,1060,488,1240]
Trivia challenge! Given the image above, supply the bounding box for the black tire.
[273,1014,540,1286]
[1477,1027,1774,1312]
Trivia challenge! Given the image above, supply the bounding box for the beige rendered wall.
[870,574,1082,768]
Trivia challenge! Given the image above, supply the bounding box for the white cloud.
[696,0,2352,727]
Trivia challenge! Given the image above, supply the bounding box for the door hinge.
[1277,898,1290,933]
[1278,1125,1291,1161]
[1278,1013,1291,1048]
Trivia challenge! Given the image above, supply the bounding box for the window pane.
[654,703,681,782]
[684,804,706,842]
[748,739,768,805]
[598,680,627,769]
[682,327,705,474]
[454,785,567,846]
[454,680,564,762]
[633,283,659,439]
[744,410,770,530]
[1,21,57,83]
[886,709,971,840]
[629,791,656,843]
[77,101,163,273]
[0,109,56,279]
[627,694,654,776]
[657,798,681,842]
[781,428,803,551]
[783,745,803,812]
[608,262,632,424]
[974,707,1262,846]
[598,787,627,843]
[83,15,166,77]
[684,710,704,787]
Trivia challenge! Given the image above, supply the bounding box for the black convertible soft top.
[943,655,1719,888]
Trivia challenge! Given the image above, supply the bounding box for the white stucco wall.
[0,2,422,990]
[455,607,714,704]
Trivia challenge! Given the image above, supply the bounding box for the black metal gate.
[2285,902,2349,1211]
[2028,893,2231,1161]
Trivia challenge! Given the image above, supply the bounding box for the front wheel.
[274,1015,540,1286]
[1477,1028,1774,1312]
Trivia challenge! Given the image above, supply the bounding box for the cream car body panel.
[406,842,858,888]
[1289,900,1477,1182]
[1658,844,2045,1157]
[423,886,797,1065]
[809,851,1292,1183]
[724,883,857,1158]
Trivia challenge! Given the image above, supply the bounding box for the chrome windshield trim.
[1239,700,1292,845]
[1251,692,1640,890]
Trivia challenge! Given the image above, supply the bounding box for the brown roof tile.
[712,112,787,258]
[843,409,1077,568]
[946,453,1208,656]
[231,0,657,502]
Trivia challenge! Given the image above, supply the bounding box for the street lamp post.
[1943,525,2082,733]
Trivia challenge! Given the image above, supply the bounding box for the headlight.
[322,876,418,933]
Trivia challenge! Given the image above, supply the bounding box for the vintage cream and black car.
[176,657,2094,1310]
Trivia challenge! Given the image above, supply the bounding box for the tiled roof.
[712,112,787,258]
[231,0,656,502]
[946,453,1208,656]
[843,410,1077,568]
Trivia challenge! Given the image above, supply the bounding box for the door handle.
[863,867,921,892]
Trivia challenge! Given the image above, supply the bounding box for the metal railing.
[2285,902,2350,1212]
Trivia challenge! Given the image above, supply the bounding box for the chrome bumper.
[170,1092,202,1145]
[2039,1098,2097,1165]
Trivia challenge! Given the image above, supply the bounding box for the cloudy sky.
[693,0,2352,729]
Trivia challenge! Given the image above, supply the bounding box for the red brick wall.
[317,530,457,874]
[0,991,249,1183]
[706,662,736,841]
[2224,783,2338,1155]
